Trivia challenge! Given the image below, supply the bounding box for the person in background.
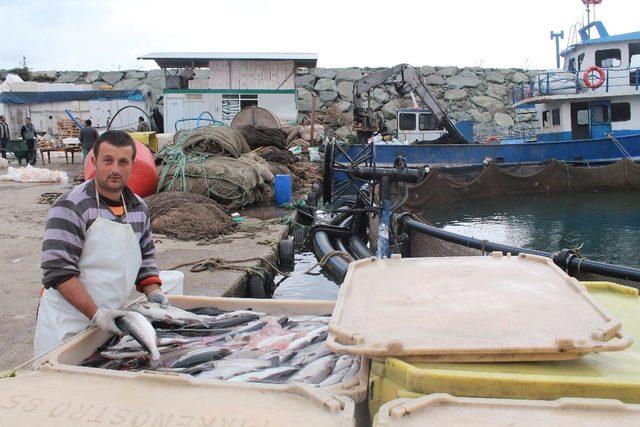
[0,115,11,159]
[21,117,38,165]
[136,116,150,132]
[79,119,99,161]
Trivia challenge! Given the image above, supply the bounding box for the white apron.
[34,188,142,356]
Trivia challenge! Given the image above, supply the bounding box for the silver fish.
[317,367,349,387]
[316,355,356,387]
[227,366,298,383]
[162,357,275,375]
[286,315,331,323]
[289,355,336,385]
[341,357,361,382]
[287,326,329,351]
[115,312,160,367]
[171,347,231,368]
[130,302,211,327]
[289,341,332,367]
[215,310,265,319]
[101,349,148,360]
[332,355,354,373]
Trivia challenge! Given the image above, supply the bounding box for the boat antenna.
[550,31,565,69]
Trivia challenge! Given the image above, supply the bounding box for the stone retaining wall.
[1,65,539,138]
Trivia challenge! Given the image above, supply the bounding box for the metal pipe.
[399,216,640,282]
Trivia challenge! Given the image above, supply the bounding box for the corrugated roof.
[138,52,318,68]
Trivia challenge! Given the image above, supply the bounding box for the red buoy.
[83,139,158,197]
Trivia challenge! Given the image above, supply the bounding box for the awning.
[0,90,143,105]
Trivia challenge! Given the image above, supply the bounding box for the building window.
[418,113,437,130]
[552,108,561,126]
[611,102,631,122]
[595,49,621,68]
[399,113,416,131]
[592,105,609,123]
[222,94,258,122]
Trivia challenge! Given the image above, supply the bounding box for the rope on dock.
[304,250,353,276]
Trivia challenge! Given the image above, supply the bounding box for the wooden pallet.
[56,118,80,140]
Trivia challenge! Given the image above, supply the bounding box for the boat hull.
[346,134,640,167]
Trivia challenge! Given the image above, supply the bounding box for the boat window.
[611,102,631,122]
[595,49,621,68]
[568,58,576,72]
[552,109,561,126]
[577,53,585,71]
[592,105,609,123]
[577,109,590,125]
[418,113,436,130]
[399,113,417,131]
[628,43,640,85]
[542,111,551,127]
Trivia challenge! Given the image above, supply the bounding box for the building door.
[570,102,589,140]
[590,101,611,139]
[165,96,184,131]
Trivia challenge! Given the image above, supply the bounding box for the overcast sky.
[1,0,635,71]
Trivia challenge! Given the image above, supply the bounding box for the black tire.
[278,238,295,267]
[247,274,267,298]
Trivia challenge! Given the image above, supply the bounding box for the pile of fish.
[82,302,360,387]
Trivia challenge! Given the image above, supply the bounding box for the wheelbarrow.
[5,140,29,165]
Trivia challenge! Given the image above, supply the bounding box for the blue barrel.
[455,120,474,143]
[274,174,293,205]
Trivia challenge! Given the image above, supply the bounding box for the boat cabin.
[513,21,640,142]
[396,108,446,142]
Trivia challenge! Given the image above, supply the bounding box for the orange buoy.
[83,139,158,197]
[583,66,606,89]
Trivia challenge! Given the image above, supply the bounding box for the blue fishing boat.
[346,17,640,167]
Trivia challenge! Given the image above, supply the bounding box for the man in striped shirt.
[34,130,168,355]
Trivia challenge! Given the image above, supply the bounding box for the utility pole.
[550,31,564,69]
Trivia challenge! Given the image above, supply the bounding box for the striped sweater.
[41,179,159,289]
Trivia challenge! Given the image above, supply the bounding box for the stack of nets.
[156,127,275,209]
[145,192,234,240]
[237,126,287,150]
[177,127,250,158]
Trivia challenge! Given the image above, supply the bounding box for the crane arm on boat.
[352,63,468,144]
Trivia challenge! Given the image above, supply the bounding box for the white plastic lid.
[375,394,640,426]
[327,253,631,361]
[0,369,355,426]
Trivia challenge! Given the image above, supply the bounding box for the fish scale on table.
[82,303,360,386]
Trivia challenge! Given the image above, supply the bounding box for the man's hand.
[91,307,128,335]
[147,289,171,306]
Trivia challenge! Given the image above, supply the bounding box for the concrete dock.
[0,158,288,370]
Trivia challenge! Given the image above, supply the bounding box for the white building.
[138,52,318,131]
[0,74,151,138]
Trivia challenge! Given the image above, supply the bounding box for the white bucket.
[159,270,184,295]
[156,133,174,150]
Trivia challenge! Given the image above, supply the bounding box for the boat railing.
[474,124,538,144]
[511,66,640,104]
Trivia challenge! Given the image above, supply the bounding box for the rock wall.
[295,66,539,140]
[1,65,538,139]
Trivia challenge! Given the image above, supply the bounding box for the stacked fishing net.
[156,127,275,209]
[145,192,234,240]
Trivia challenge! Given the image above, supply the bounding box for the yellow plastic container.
[369,282,640,417]
[129,131,158,152]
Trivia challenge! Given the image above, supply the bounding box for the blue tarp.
[0,90,143,105]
